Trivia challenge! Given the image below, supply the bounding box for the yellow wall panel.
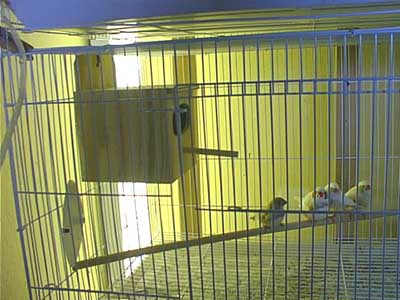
[339,40,400,238]
[194,45,337,241]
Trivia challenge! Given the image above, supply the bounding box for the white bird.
[300,187,330,221]
[345,180,371,210]
[325,182,356,211]
[250,197,287,228]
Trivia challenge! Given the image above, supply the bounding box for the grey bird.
[250,197,287,228]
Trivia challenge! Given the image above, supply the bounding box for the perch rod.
[183,147,238,158]
[74,210,398,270]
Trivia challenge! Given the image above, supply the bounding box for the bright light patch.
[111,32,140,89]
[113,55,140,88]
[113,34,149,277]
[118,182,150,277]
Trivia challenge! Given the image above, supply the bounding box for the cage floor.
[111,239,399,300]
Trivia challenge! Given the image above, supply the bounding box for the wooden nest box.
[73,54,197,183]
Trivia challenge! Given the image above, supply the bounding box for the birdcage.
[1,3,400,300]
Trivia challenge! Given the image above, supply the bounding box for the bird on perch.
[345,180,371,210]
[300,187,331,221]
[249,197,287,228]
[325,182,356,211]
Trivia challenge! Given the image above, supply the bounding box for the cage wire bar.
[1,25,400,300]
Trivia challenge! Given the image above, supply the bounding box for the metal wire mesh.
[1,28,400,300]
[112,239,400,300]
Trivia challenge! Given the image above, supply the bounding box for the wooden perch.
[183,147,238,158]
[74,210,399,270]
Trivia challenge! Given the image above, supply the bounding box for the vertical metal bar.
[71,51,102,293]
[160,45,182,299]
[97,56,119,290]
[310,35,318,300]
[98,51,127,291]
[119,47,139,297]
[241,39,252,300]
[2,57,34,300]
[53,53,74,299]
[28,56,51,285]
[368,34,378,298]
[200,40,217,300]
[81,51,114,289]
[172,41,194,300]
[213,40,228,300]
[24,55,52,291]
[268,38,276,300]
[41,53,71,298]
[147,45,159,298]
[74,54,105,296]
[57,54,79,299]
[186,42,205,300]
[34,56,55,297]
[297,36,304,300]
[75,52,107,296]
[381,32,394,300]
[35,54,63,298]
[227,39,240,300]
[133,45,149,295]
[323,35,333,300]
[56,54,75,290]
[108,50,125,296]
[389,36,397,241]
[395,34,400,300]
[8,54,42,299]
[52,52,87,297]
[59,53,91,299]
[54,54,92,294]
[396,158,400,300]
[283,38,289,300]
[255,38,264,300]
[117,181,136,300]
[336,35,346,300]
[353,33,362,300]
[389,36,396,240]
[158,44,171,299]
[13,54,41,298]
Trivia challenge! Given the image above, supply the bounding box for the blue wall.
[10,0,396,29]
